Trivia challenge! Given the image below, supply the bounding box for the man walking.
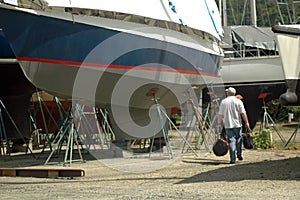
[218,87,250,164]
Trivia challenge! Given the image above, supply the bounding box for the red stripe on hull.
[17,56,218,77]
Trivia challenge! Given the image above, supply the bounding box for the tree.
[215,0,300,26]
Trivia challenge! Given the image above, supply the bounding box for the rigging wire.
[241,0,248,25]
[263,0,271,27]
[229,0,238,25]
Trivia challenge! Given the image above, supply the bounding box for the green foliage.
[289,106,300,117]
[265,99,300,122]
[172,113,181,121]
[253,128,273,149]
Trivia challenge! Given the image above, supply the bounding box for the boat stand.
[31,91,68,153]
[97,108,115,145]
[0,100,34,158]
[148,94,197,159]
[74,105,113,150]
[182,96,216,153]
[44,105,84,166]
[0,103,10,159]
[284,118,299,148]
[259,94,286,144]
[31,92,69,159]
[181,87,220,154]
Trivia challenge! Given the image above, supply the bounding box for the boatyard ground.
[0,127,299,200]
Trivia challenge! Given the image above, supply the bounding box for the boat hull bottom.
[20,61,209,109]
[280,79,300,106]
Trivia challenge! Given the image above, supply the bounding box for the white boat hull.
[272,24,300,105]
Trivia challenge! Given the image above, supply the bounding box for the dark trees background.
[215,0,300,26]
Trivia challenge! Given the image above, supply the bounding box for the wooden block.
[2,169,16,177]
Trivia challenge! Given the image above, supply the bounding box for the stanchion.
[285,119,299,148]
[259,93,286,144]
[0,104,10,158]
[148,91,197,159]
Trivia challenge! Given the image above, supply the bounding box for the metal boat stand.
[44,104,84,166]
[284,118,299,148]
[97,108,115,145]
[181,86,220,154]
[0,100,35,159]
[259,94,286,144]
[0,102,10,159]
[30,92,69,158]
[182,96,216,154]
[74,104,113,150]
[148,93,197,159]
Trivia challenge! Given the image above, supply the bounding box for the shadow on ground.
[177,157,300,183]
[1,150,300,184]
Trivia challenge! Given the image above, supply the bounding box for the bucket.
[288,113,294,123]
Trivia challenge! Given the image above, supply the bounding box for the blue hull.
[0,5,223,141]
[0,6,222,107]
[0,30,14,58]
[0,7,221,76]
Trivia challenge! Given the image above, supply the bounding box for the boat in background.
[212,25,286,129]
[205,1,287,129]
[272,24,300,105]
[0,0,223,140]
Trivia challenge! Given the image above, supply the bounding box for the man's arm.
[217,114,223,132]
[218,115,223,126]
[241,113,250,128]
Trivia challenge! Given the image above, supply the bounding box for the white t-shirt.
[218,96,246,129]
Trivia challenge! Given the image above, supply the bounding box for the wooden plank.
[0,168,84,178]
[48,170,59,178]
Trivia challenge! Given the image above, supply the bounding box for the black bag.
[213,138,229,156]
[243,128,254,149]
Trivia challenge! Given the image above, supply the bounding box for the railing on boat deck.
[223,41,279,59]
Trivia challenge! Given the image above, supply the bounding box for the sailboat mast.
[250,0,257,26]
[220,0,227,26]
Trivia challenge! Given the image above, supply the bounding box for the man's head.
[225,87,236,96]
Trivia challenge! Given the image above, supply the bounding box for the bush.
[266,99,300,122]
[253,128,273,149]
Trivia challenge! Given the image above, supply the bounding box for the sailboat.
[0,0,223,140]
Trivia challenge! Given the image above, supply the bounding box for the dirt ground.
[0,123,299,199]
[0,146,299,200]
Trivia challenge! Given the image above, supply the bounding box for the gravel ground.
[0,148,299,200]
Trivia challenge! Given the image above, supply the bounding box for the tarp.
[222,26,276,50]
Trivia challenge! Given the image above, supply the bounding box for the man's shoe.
[229,161,235,164]
[237,155,243,161]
